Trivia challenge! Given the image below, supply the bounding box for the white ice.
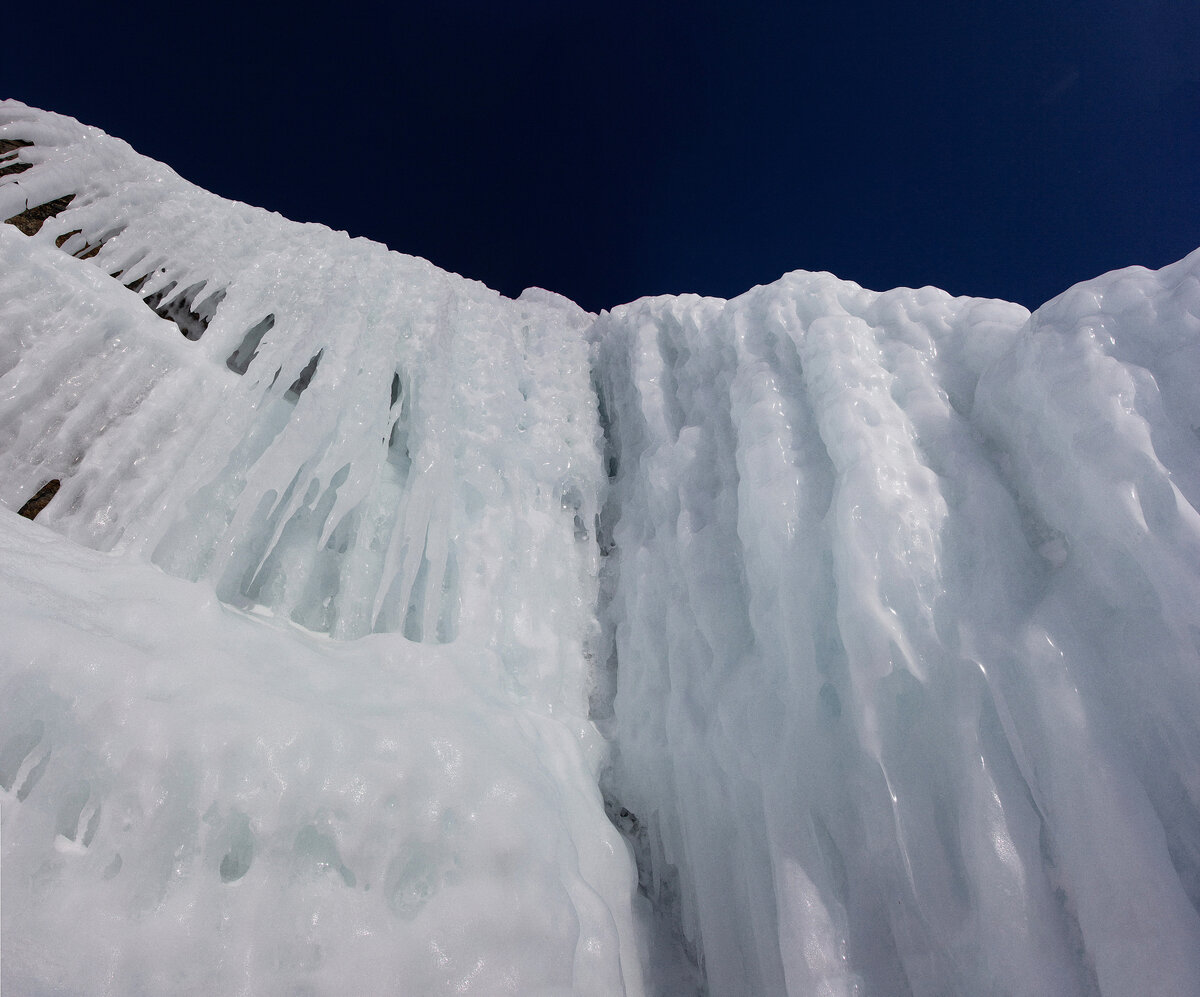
[2,100,1200,996]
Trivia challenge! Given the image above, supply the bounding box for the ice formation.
[2,100,1200,995]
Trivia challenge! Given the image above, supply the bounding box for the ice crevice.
[2,99,1200,996]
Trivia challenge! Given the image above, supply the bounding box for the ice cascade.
[3,101,1200,996]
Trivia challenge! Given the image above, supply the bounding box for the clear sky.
[6,1,1199,313]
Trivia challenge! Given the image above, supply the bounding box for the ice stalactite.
[0,102,603,663]
[593,260,1200,996]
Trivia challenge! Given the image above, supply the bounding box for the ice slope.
[0,509,639,995]
[3,99,1200,996]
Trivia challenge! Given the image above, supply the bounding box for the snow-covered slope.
[3,100,1200,996]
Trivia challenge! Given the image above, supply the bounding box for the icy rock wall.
[594,260,1200,996]
[1,101,643,995]
[0,102,604,677]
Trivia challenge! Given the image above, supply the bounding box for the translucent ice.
[594,261,1200,995]
[0,102,638,997]
[4,99,1200,996]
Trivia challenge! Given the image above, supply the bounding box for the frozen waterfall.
[2,100,1200,996]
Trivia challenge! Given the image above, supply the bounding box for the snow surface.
[2,100,1200,996]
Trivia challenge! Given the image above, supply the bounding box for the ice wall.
[594,258,1200,995]
[3,100,1200,996]
[0,102,605,664]
[0,101,642,995]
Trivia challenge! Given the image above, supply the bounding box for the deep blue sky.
[6,2,1199,312]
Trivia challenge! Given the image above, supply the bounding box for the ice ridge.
[3,99,1200,996]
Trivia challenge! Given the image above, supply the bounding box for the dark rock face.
[17,479,60,520]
